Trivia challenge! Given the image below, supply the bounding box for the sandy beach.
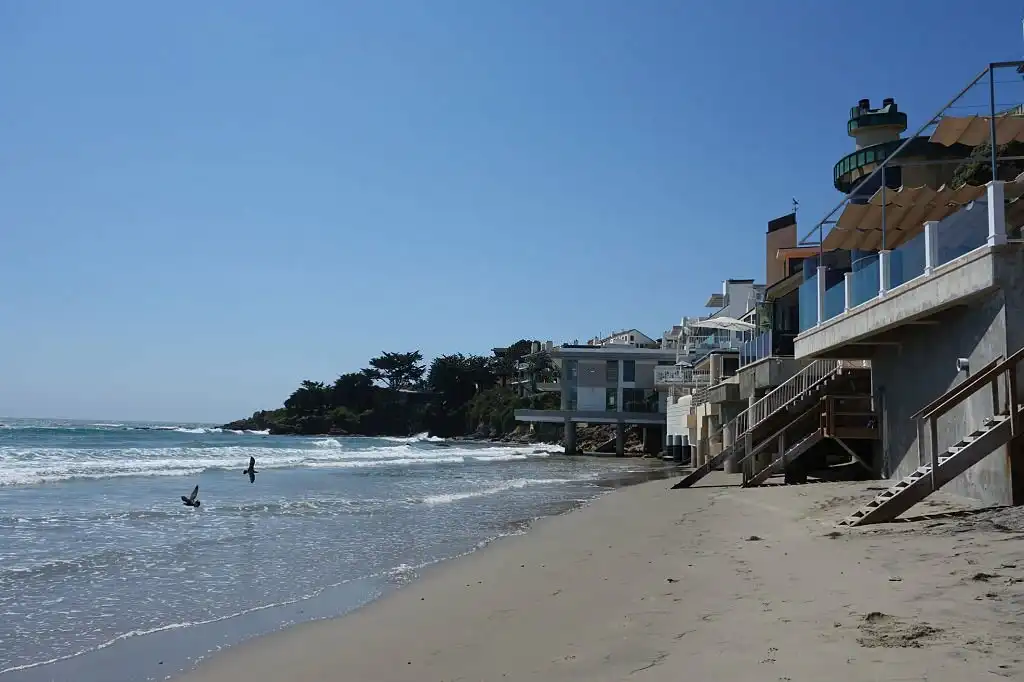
[182,473,1024,682]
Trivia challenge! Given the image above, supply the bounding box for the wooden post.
[921,417,929,464]
[1009,367,1019,438]
[991,377,1001,417]
[929,417,939,491]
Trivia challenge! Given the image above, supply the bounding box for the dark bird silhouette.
[181,485,200,508]
[243,456,258,484]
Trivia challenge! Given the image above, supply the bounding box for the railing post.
[816,265,826,325]
[987,180,1007,247]
[923,221,939,275]
[878,250,891,297]
[929,416,939,491]
[1010,366,1019,437]
[844,272,853,312]
[916,418,925,466]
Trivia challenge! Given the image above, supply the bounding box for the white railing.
[746,360,840,427]
[654,366,711,387]
[703,359,846,450]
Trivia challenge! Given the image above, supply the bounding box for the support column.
[723,419,738,474]
[709,354,722,385]
[695,435,706,468]
[816,265,826,325]
[844,272,853,312]
[878,250,891,296]
[564,419,576,455]
[987,180,1007,246]
[923,220,939,275]
[615,422,626,457]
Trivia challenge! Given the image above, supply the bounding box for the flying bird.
[243,456,258,484]
[181,485,200,508]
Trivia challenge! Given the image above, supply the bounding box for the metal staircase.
[672,360,847,489]
[839,348,1024,527]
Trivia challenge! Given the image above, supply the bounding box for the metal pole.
[989,64,998,183]
[797,65,994,247]
[881,181,887,251]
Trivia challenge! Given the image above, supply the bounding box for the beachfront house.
[675,67,1024,526]
[514,331,676,456]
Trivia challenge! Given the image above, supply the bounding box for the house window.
[565,360,578,381]
[568,387,578,410]
[605,388,617,411]
[623,360,635,382]
[606,360,618,383]
[629,334,635,342]
[622,388,657,413]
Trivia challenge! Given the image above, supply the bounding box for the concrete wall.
[766,223,797,287]
[871,293,1012,505]
[577,360,607,388]
[576,386,606,411]
[633,361,656,389]
[666,396,690,439]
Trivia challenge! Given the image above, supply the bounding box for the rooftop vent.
[858,98,870,110]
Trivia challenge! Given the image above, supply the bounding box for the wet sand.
[181,472,1024,681]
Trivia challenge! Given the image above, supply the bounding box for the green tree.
[331,372,374,412]
[284,380,330,414]
[364,351,426,391]
[525,350,554,393]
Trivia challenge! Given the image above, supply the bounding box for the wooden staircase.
[839,348,1024,527]
[672,360,847,489]
[743,429,826,487]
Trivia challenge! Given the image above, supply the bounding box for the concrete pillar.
[616,360,624,412]
[723,419,739,474]
[709,354,722,384]
[815,265,826,325]
[878,250,891,296]
[695,437,706,468]
[923,220,939,275]
[564,419,576,455]
[987,180,1007,246]
[615,422,626,457]
[844,272,853,312]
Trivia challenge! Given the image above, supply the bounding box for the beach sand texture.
[183,473,1024,681]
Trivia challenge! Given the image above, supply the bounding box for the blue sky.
[1,1,1022,422]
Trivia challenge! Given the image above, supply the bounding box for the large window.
[605,388,617,411]
[622,388,658,413]
[623,360,635,382]
[565,360,578,381]
[605,360,618,383]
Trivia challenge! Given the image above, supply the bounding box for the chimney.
[858,98,870,110]
[882,97,895,107]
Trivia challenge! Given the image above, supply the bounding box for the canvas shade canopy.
[821,172,1024,252]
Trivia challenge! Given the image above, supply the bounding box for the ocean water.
[0,418,668,681]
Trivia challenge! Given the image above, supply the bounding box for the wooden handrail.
[918,345,1024,423]
[910,356,1002,421]
[735,398,822,469]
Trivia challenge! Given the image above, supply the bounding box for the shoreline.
[180,472,1024,682]
[0,456,675,682]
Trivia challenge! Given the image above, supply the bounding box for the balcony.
[739,330,796,367]
[795,184,1011,359]
[653,365,711,389]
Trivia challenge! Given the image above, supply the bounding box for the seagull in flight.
[243,456,258,484]
[181,485,200,508]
